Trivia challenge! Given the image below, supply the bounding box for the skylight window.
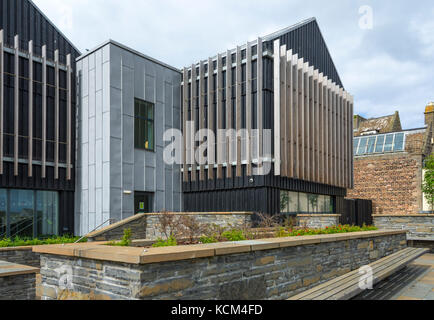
[354,132,407,156]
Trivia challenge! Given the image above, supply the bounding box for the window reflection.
[280,191,333,214]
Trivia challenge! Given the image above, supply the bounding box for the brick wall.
[296,214,341,229]
[348,152,423,216]
[0,248,41,268]
[0,273,36,300]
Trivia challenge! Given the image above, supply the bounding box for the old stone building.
[347,103,434,215]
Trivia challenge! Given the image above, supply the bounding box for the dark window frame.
[134,98,155,152]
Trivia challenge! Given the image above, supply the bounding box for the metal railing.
[74,219,117,243]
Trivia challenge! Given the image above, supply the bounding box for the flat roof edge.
[76,39,181,74]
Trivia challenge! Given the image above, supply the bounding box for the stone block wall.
[0,248,41,268]
[374,214,434,240]
[0,273,36,300]
[296,214,341,229]
[347,153,423,215]
[37,231,407,300]
[87,212,253,242]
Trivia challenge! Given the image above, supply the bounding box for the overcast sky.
[33,0,434,130]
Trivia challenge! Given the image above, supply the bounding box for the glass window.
[357,137,368,155]
[134,99,155,151]
[353,138,360,154]
[9,190,34,238]
[394,133,405,151]
[280,191,299,214]
[367,136,377,154]
[0,190,6,237]
[308,194,320,213]
[298,193,309,213]
[375,135,385,153]
[36,191,59,237]
[384,134,394,152]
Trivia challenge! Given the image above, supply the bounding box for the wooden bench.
[288,247,430,300]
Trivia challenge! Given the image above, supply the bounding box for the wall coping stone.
[0,260,39,277]
[33,230,407,265]
[373,214,434,217]
[86,212,254,239]
[297,214,341,217]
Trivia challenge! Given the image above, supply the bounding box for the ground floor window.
[0,189,59,238]
[134,192,154,214]
[280,190,334,215]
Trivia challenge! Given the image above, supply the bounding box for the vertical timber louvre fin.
[182,68,189,182]
[42,45,47,179]
[199,61,205,181]
[273,39,281,176]
[67,54,72,180]
[28,41,34,177]
[207,57,215,180]
[0,30,4,175]
[235,46,242,177]
[191,64,197,182]
[279,45,287,177]
[216,54,223,179]
[226,50,232,179]
[55,50,60,180]
[14,35,19,176]
[246,42,252,176]
[286,50,293,178]
[257,38,263,173]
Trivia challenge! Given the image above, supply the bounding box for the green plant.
[0,235,85,248]
[221,229,246,241]
[199,235,218,244]
[422,155,434,213]
[108,228,132,247]
[152,235,177,247]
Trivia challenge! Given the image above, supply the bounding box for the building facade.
[181,19,354,216]
[0,0,80,238]
[347,104,434,215]
[75,41,182,235]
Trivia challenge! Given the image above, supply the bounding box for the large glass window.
[36,191,59,237]
[9,190,34,238]
[134,99,155,151]
[354,132,408,156]
[383,134,394,152]
[0,189,59,238]
[280,191,333,214]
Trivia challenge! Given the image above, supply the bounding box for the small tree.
[422,155,434,213]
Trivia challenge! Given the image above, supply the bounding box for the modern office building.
[75,41,182,235]
[181,18,354,215]
[0,0,80,238]
[1,1,355,236]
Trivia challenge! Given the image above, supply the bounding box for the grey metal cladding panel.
[122,66,134,117]
[155,102,165,148]
[145,166,155,191]
[122,115,134,165]
[145,74,156,103]
[110,44,122,90]
[164,82,173,127]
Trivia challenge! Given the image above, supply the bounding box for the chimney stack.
[425,102,434,127]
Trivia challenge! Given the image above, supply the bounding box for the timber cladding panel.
[181,38,353,190]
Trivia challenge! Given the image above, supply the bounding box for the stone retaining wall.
[296,214,341,229]
[87,212,253,242]
[35,230,407,300]
[0,247,40,268]
[0,261,39,300]
[373,215,434,240]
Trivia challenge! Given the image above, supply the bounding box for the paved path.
[353,253,434,300]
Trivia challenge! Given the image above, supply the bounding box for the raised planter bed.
[34,230,408,300]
